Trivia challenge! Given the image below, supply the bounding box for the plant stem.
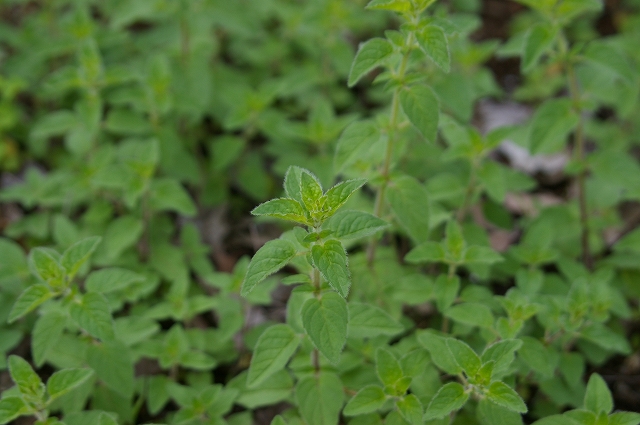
[456,160,478,223]
[367,32,414,267]
[562,37,592,270]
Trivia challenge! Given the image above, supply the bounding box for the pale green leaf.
[477,398,524,425]
[481,339,523,378]
[32,311,67,366]
[348,302,403,338]
[348,38,394,87]
[365,0,413,12]
[387,175,431,243]
[463,246,503,265]
[324,179,366,213]
[295,372,344,425]
[396,394,423,425]
[417,25,450,72]
[311,240,350,298]
[300,171,324,212]
[446,338,481,376]
[343,385,387,416]
[584,373,613,415]
[283,165,305,204]
[334,121,381,172]
[399,84,439,143]
[424,382,469,420]
[8,284,54,323]
[0,397,30,425]
[47,368,94,401]
[417,330,461,375]
[376,348,404,387]
[69,292,115,341]
[87,340,134,398]
[323,210,388,241]
[149,178,197,216]
[241,239,297,296]
[248,324,300,388]
[251,198,309,224]
[522,23,556,73]
[486,381,527,413]
[85,267,145,293]
[609,412,640,425]
[60,236,101,278]
[8,355,43,398]
[529,99,579,155]
[301,292,348,364]
[444,303,494,329]
[405,241,446,263]
[29,248,66,288]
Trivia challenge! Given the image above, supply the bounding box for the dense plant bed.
[1,0,640,424]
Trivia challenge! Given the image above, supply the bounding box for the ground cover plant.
[1,0,640,424]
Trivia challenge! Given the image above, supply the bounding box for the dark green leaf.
[295,372,344,425]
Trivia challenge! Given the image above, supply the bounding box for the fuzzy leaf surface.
[417,24,450,72]
[348,38,394,87]
[242,239,297,296]
[295,372,344,425]
[399,84,439,143]
[311,240,350,298]
[248,324,300,388]
[301,292,348,364]
[424,382,469,420]
[343,385,387,416]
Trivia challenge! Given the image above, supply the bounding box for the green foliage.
[1,0,639,424]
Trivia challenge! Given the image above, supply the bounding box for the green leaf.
[583,41,635,83]
[347,302,403,338]
[376,348,404,387]
[149,178,197,216]
[247,324,300,388]
[311,240,350,298]
[387,175,431,243]
[423,382,469,420]
[530,415,581,425]
[609,412,640,425]
[29,248,66,288]
[584,373,613,415]
[348,38,394,87]
[481,339,523,378]
[241,239,297,296]
[344,385,387,416]
[324,179,366,213]
[580,322,631,354]
[85,267,145,293]
[397,394,423,425]
[446,338,481,376]
[417,330,461,375]
[486,381,527,413]
[8,284,54,323]
[271,415,288,425]
[521,23,556,73]
[295,372,344,425]
[0,397,30,425]
[32,311,67,367]
[334,121,381,172]
[46,369,94,401]
[416,25,450,72]
[87,341,134,398]
[301,292,348,364]
[463,246,503,265]
[405,241,446,263]
[365,0,413,12]
[519,336,557,378]
[444,220,465,260]
[300,171,324,212]
[444,303,494,329]
[69,292,115,341]
[251,198,309,225]
[556,0,603,22]
[529,99,579,155]
[477,398,524,425]
[399,84,439,143]
[60,236,101,279]
[283,166,305,205]
[8,355,44,398]
[323,210,388,241]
